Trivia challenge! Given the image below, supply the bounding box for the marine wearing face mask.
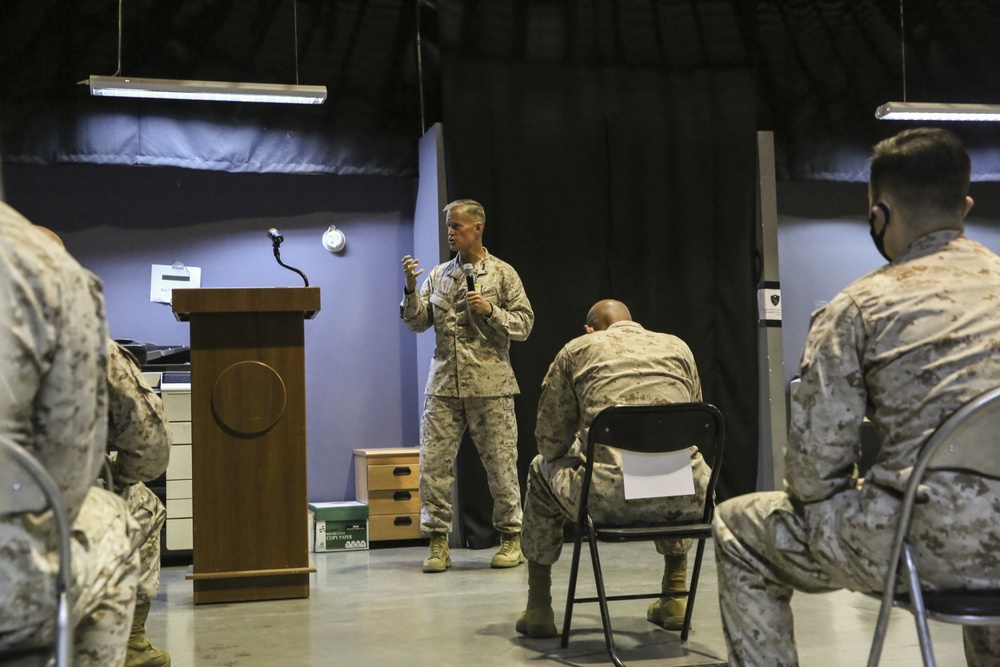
[712,127,1000,666]
[865,131,973,264]
[868,201,891,261]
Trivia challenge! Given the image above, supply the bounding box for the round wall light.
[322,225,346,253]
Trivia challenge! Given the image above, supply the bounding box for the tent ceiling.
[1,0,999,178]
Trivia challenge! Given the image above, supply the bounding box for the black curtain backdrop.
[440,57,759,548]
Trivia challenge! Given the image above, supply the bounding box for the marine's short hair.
[443,199,485,225]
[869,127,970,215]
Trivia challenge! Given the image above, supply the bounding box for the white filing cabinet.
[160,373,193,552]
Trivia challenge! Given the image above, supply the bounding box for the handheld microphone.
[267,228,283,246]
[462,264,475,293]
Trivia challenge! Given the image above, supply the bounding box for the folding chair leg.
[56,591,71,667]
[680,538,707,642]
[903,547,937,667]
[866,586,897,667]
[588,536,627,667]
[561,532,585,648]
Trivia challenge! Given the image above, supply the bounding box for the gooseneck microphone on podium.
[267,228,310,287]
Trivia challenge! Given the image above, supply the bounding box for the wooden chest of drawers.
[353,448,423,542]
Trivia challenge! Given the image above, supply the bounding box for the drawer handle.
[393,516,413,526]
[392,466,412,476]
[393,491,411,501]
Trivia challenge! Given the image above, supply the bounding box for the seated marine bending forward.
[517,299,712,638]
[712,127,1000,666]
[107,341,172,666]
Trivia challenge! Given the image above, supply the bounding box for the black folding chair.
[0,436,73,667]
[560,403,725,667]
[867,386,1000,667]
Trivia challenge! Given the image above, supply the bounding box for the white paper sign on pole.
[150,263,201,305]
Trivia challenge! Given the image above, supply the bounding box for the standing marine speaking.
[400,199,535,572]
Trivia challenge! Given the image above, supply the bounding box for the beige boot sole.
[422,554,452,573]
[515,608,558,638]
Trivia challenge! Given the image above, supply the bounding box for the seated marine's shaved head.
[585,299,632,332]
[34,225,64,247]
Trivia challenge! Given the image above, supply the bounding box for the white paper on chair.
[620,449,695,500]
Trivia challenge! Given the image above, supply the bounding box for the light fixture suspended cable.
[875,0,997,121]
[85,1,326,104]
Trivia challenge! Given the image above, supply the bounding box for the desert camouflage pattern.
[714,231,1000,666]
[0,201,140,666]
[107,339,170,604]
[402,250,532,535]
[400,250,534,398]
[522,321,710,565]
[419,395,522,534]
[122,482,166,604]
[107,341,171,487]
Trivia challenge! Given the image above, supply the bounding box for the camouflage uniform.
[713,231,1000,666]
[0,201,140,666]
[522,321,711,565]
[107,341,171,606]
[400,250,534,535]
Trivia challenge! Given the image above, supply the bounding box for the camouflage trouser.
[419,394,522,535]
[0,486,141,667]
[713,490,1000,667]
[121,481,165,605]
[521,454,700,566]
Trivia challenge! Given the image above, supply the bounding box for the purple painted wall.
[4,163,419,503]
[776,181,1000,387]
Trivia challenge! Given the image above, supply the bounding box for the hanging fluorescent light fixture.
[88,76,326,104]
[875,102,1000,122]
[874,3,997,121]
[87,0,324,105]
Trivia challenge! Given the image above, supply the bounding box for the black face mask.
[869,202,891,262]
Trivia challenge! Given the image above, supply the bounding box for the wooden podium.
[172,287,320,604]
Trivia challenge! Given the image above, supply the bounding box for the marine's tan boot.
[647,553,688,631]
[491,533,526,568]
[126,600,171,666]
[422,533,451,573]
[515,561,558,638]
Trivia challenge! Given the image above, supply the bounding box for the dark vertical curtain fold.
[441,56,759,548]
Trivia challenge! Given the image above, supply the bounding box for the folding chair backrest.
[0,436,74,667]
[584,403,725,523]
[867,385,1000,667]
[0,442,49,514]
[921,386,1000,481]
[589,403,722,455]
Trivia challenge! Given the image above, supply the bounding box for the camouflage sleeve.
[535,347,581,461]
[399,267,435,332]
[684,342,703,402]
[107,341,170,485]
[785,294,867,503]
[480,265,533,342]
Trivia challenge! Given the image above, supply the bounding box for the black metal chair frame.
[560,403,725,667]
[867,386,1000,667]
[0,436,73,667]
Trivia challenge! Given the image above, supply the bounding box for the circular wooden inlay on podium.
[212,361,286,435]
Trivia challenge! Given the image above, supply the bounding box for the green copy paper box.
[309,501,369,552]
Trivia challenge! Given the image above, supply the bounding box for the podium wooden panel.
[173,287,320,604]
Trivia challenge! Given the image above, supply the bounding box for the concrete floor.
[147,542,966,666]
